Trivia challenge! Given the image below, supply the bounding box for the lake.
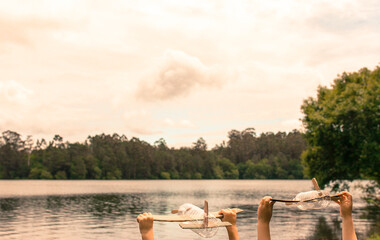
[0,180,377,239]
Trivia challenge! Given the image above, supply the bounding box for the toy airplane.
[270,178,341,204]
[152,200,244,229]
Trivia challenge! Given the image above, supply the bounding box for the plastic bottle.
[177,203,220,238]
[293,190,331,210]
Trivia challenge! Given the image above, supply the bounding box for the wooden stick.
[312,178,321,190]
[271,194,342,205]
[203,200,208,228]
[312,178,323,196]
[270,199,300,203]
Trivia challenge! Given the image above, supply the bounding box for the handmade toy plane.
[152,200,244,229]
[270,178,341,204]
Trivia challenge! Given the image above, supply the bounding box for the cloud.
[0,16,61,47]
[0,80,33,104]
[122,110,197,135]
[123,110,162,135]
[136,49,230,101]
[163,118,196,129]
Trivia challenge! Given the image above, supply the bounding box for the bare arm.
[218,209,239,240]
[334,192,357,240]
[257,196,275,240]
[136,212,154,240]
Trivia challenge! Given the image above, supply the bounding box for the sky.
[0,0,379,148]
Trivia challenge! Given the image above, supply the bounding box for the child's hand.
[334,192,357,240]
[136,212,154,235]
[218,208,239,240]
[334,192,353,219]
[218,208,237,226]
[258,196,275,224]
[257,197,275,240]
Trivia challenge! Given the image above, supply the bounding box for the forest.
[0,128,307,180]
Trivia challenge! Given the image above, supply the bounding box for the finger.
[260,196,270,205]
[346,193,353,200]
[339,192,351,198]
[342,194,348,201]
[335,193,346,201]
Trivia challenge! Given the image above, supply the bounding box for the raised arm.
[257,196,275,240]
[218,209,239,240]
[334,192,357,240]
[136,212,154,240]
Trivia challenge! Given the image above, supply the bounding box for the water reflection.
[0,198,21,212]
[0,180,377,239]
[360,204,380,238]
[0,194,150,239]
[305,216,340,240]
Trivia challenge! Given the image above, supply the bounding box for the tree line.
[0,128,307,180]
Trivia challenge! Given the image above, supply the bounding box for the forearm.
[226,225,239,240]
[342,216,357,240]
[141,230,154,240]
[257,221,271,240]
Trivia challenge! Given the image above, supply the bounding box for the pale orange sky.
[0,0,379,148]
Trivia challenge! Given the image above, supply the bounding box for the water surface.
[0,180,375,239]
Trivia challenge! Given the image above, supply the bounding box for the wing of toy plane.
[152,208,243,222]
[271,178,342,204]
[179,221,232,229]
[152,201,244,229]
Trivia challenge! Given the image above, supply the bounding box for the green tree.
[55,170,67,179]
[40,169,53,179]
[160,171,170,179]
[70,156,87,179]
[217,157,239,179]
[301,66,380,190]
[0,131,29,178]
[29,168,41,179]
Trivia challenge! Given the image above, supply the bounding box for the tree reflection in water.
[306,216,340,240]
[360,204,380,238]
[0,198,21,212]
[306,205,380,240]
